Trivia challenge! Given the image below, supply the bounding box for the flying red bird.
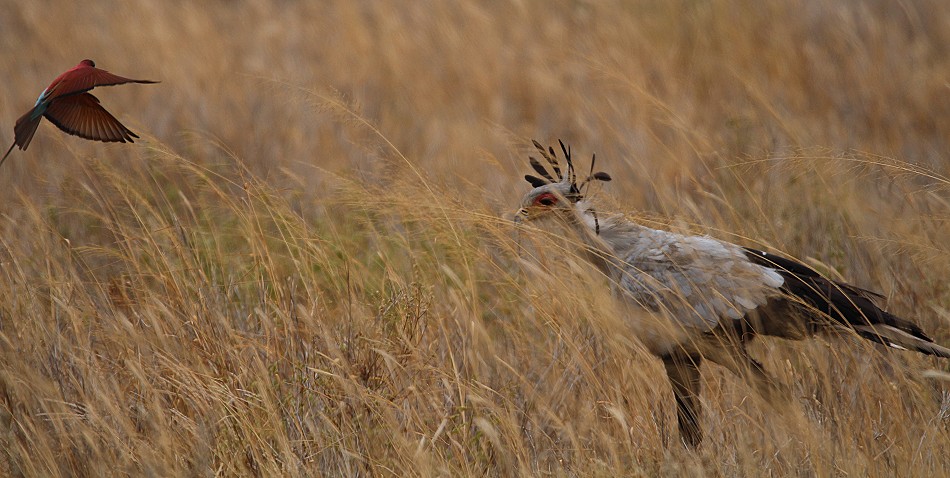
[1,59,158,167]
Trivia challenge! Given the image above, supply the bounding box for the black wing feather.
[744,248,933,343]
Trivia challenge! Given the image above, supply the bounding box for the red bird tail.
[0,142,15,168]
[1,111,42,168]
[13,110,42,152]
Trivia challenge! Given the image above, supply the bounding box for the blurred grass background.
[0,0,948,475]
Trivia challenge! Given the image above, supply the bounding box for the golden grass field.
[0,0,948,475]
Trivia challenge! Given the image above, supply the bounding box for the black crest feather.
[533,140,562,179]
[525,175,548,188]
[558,140,576,185]
[529,156,555,182]
[523,139,612,201]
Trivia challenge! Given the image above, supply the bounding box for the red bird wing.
[43,93,139,143]
[44,65,158,100]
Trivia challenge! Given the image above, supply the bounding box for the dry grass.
[0,0,948,476]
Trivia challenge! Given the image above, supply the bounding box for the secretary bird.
[514,140,950,447]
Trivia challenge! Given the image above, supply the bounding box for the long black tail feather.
[744,248,948,358]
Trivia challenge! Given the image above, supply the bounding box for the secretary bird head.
[516,140,612,228]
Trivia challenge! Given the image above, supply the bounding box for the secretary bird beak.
[513,209,528,223]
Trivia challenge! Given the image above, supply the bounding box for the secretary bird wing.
[743,248,887,305]
[620,235,782,331]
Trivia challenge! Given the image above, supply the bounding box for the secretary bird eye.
[534,193,557,207]
[515,138,950,449]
